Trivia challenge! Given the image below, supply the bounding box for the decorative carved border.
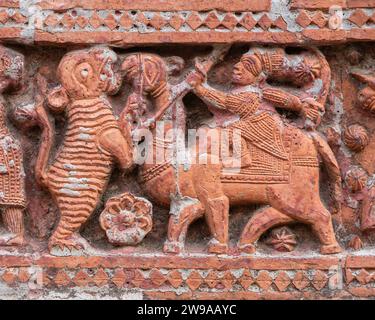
[37,0,271,12]
[0,253,373,299]
[1,1,375,45]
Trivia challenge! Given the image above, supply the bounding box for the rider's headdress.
[241,48,285,78]
[240,53,263,77]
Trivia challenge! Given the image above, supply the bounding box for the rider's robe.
[195,85,302,161]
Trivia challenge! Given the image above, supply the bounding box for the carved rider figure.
[188,48,324,168]
[0,46,26,246]
[119,47,342,255]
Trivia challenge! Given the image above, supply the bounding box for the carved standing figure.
[0,46,26,246]
[24,47,133,252]
[350,71,375,231]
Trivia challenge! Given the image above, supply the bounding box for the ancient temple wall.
[0,0,372,299]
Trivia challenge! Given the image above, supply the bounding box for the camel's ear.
[47,86,69,113]
[351,71,375,90]
[165,56,185,76]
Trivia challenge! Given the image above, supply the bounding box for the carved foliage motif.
[99,192,153,246]
[343,124,369,151]
[345,167,368,193]
[266,227,298,252]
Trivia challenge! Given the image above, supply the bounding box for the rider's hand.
[186,59,207,89]
[141,117,156,130]
[302,98,325,113]
[303,107,321,122]
[126,93,141,113]
[301,98,324,128]
[186,71,205,89]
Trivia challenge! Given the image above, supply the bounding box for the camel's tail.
[311,132,343,214]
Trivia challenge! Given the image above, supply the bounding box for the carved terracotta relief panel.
[0,0,373,300]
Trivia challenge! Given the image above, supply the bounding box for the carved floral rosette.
[343,124,369,152]
[99,193,153,246]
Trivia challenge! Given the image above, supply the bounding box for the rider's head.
[232,53,263,85]
[233,48,289,86]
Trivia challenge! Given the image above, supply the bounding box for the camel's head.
[121,53,184,98]
[121,53,168,98]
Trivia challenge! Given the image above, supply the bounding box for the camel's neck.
[137,86,188,171]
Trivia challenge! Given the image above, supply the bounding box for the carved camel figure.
[22,47,133,252]
[120,47,343,255]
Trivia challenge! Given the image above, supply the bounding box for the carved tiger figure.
[21,47,133,253]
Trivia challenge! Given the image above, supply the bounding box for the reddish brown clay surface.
[0,0,372,300]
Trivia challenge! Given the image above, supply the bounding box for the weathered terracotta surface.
[0,0,373,300]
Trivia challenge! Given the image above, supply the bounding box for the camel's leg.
[163,201,204,254]
[308,203,342,254]
[192,156,230,254]
[311,132,343,214]
[238,207,293,253]
[203,195,229,254]
[267,187,342,255]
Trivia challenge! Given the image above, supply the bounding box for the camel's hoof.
[238,243,256,254]
[320,243,342,255]
[348,236,363,251]
[208,240,228,254]
[163,241,182,254]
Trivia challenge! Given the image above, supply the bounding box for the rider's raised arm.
[263,87,303,113]
[194,83,227,110]
[194,83,255,118]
